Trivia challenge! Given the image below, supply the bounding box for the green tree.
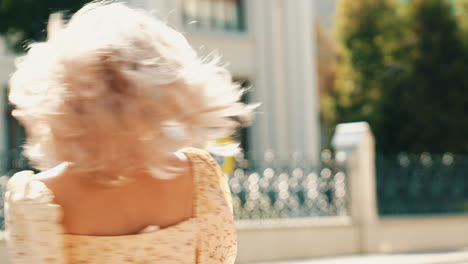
[330,0,401,147]
[379,0,468,153]
[0,0,90,53]
[454,0,468,34]
[331,0,468,153]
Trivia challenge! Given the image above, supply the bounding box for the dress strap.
[179,148,238,263]
[180,148,206,217]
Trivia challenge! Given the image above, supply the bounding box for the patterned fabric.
[4,148,237,264]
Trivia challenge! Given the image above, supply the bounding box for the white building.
[0,0,322,164]
[135,0,322,161]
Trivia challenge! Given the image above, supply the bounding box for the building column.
[250,0,320,161]
[248,0,276,158]
[284,0,321,162]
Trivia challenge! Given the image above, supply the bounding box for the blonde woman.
[4,2,254,263]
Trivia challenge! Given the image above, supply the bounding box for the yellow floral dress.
[4,148,237,264]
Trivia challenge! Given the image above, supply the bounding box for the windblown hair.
[9,1,254,182]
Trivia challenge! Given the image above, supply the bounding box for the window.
[182,0,246,32]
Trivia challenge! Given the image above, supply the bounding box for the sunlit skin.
[36,153,194,236]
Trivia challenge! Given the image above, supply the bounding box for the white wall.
[369,216,468,253]
[236,217,359,263]
[186,33,255,78]
[234,215,468,263]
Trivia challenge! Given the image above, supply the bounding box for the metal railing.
[229,150,349,220]
[377,152,468,216]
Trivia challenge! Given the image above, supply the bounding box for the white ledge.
[235,216,353,230]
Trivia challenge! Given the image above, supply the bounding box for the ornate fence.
[229,150,349,220]
[377,152,468,216]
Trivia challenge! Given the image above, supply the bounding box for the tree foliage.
[455,0,468,34]
[316,22,338,137]
[330,0,468,153]
[0,0,90,53]
[384,0,468,153]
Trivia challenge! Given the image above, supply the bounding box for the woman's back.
[5,148,237,264]
[40,152,193,236]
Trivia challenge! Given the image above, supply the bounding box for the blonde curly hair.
[9,1,254,182]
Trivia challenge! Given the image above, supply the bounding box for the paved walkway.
[247,249,468,264]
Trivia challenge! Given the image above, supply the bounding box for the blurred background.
[1,0,468,263]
